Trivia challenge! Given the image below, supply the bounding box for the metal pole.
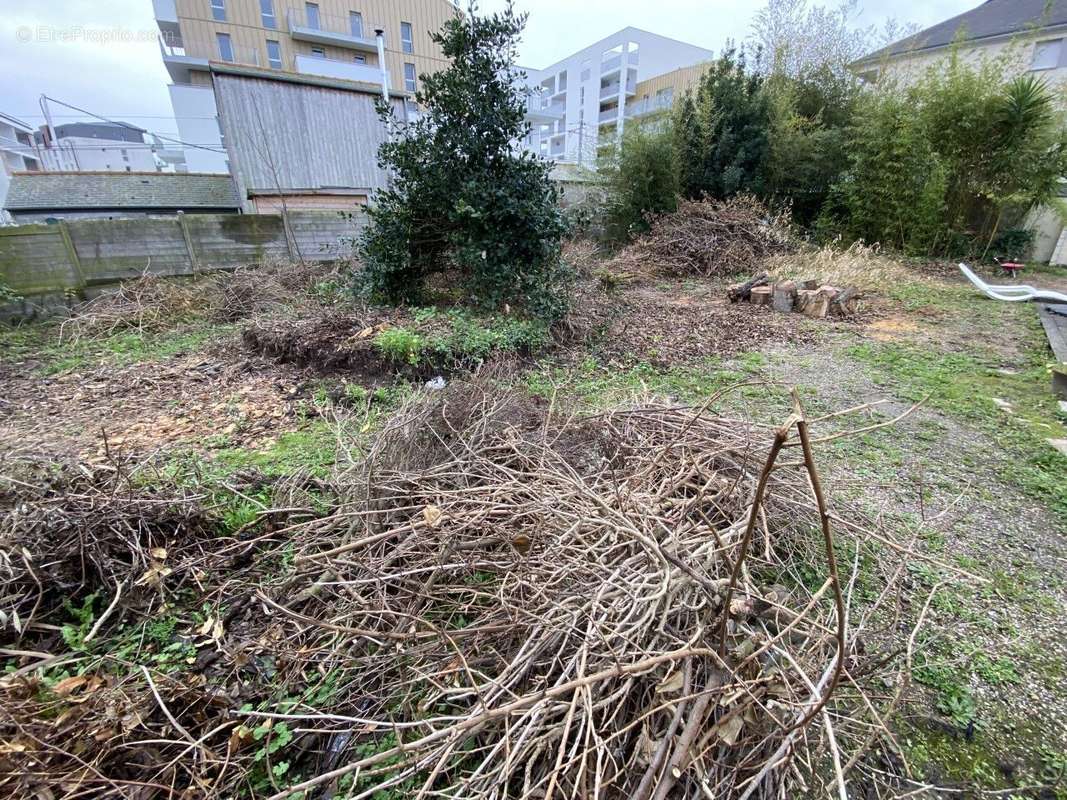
[39,94,58,169]
[375,29,390,104]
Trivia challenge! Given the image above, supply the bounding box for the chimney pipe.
[374,29,390,104]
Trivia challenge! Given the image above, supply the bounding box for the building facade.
[153,0,460,173]
[522,28,712,166]
[212,63,406,212]
[852,0,1067,262]
[34,121,163,173]
[1,113,42,224]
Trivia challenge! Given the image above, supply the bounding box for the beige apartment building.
[154,0,459,172]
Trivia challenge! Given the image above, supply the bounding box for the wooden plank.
[1038,303,1067,364]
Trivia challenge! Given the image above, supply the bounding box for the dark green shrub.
[673,49,771,201]
[601,123,678,242]
[357,1,570,322]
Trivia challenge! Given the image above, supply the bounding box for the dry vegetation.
[0,372,956,799]
[1,199,1065,799]
[609,196,794,279]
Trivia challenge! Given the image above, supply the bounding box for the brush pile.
[0,377,929,799]
[612,196,794,278]
[57,259,348,343]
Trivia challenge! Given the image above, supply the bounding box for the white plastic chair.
[958,263,1067,304]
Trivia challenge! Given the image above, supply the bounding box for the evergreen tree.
[358,1,570,321]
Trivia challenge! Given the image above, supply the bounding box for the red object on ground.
[999,261,1025,277]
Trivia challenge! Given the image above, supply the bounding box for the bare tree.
[749,0,919,78]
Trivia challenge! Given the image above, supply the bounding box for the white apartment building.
[523,27,713,166]
[0,113,42,224]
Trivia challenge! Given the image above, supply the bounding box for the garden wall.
[0,210,365,319]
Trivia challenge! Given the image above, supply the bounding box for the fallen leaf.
[656,670,684,694]
[715,714,744,746]
[52,676,89,697]
[423,505,443,528]
[150,547,168,561]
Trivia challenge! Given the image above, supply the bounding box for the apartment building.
[153,0,460,172]
[523,28,713,166]
[33,122,163,173]
[0,113,42,224]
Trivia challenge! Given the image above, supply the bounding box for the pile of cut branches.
[612,195,794,278]
[56,259,347,343]
[0,377,949,799]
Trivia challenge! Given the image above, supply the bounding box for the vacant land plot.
[0,251,1064,799]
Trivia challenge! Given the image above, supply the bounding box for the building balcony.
[598,106,619,124]
[159,37,210,83]
[600,78,635,100]
[526,97,563,125]
[287,9,380,53]
[153,0,181,44]
[295,54,385,85]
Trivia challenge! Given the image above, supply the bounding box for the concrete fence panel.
[0,225,82,296]
[0,210,368,320]
[184,214,290,267]
[289,210,364,261]
[68,218,192,285]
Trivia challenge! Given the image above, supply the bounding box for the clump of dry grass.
[57,258,351,343]
[767,241,919,294]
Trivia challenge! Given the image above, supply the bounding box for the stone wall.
[0,210,366,319]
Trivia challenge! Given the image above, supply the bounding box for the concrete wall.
[0,210,366,318]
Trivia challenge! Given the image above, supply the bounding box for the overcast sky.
[0,0,975,144]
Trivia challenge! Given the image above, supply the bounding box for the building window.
[260,0,276,29]
[354,54,366,64]
[305,2,320,29]
[401,22,414,54]
[1031,39,1063,71]
[404,62,417,92]
[210,0,226,21]
[350,11,364,38]
[267,39,282,68]
[310,46,325,58]
[216,32,234,61]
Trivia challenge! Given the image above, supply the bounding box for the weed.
[375,327,424,365]
[60,594,98,651]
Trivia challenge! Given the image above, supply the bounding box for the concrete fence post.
[177,211,200,274]
[56,220,87,295]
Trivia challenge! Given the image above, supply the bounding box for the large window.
[401,22,414,54]
[216,32,234,61]
[210,0,226,21]
[305,2,320,29]
[404,62,417,92]
[1032,39,1063,70]
[266,39,282,68]
[260,0,276,29]
[350,11,364,38]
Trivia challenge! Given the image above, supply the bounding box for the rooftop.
[859,0,1067,64]
[4,171,241,211]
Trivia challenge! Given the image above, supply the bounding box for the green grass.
[524,354,791,415]
[373,310,550,369]
[0,322,233,375]
[847,341,1067,524]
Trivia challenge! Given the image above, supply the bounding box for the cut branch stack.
[610,196,794,278]
[0,378,940,799]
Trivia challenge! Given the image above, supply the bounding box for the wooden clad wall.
[213,72,402,196]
